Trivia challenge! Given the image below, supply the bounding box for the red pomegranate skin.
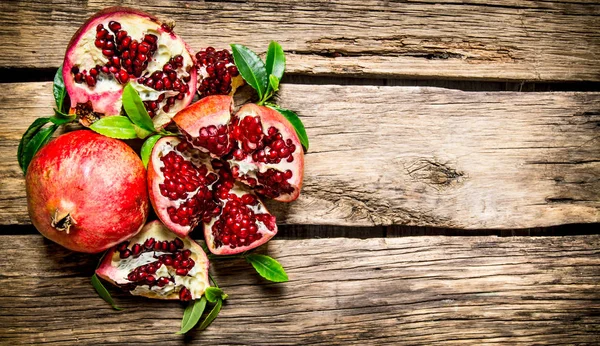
[26,130,149,253]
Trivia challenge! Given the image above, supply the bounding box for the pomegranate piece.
[148,136,278,254]
[96,221,210,301]
[62,7,197,129]
[205,161,278,255]
[25,130,148,253]
[195,47,245,99]
[174,96,304,202]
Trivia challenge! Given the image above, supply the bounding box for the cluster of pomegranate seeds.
[196,47,240,97]
[255,168,296,199]
[187,124,232,157]
[211,183,275,250]
[74,21,159,87]
[159,142,221,227]
[137,55,191,115]
[116,236,196,301]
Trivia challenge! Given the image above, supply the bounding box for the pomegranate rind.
[62,6,197,129]
[204,184,278,255]
[25,130,149,253]
[173,94,234,151]
[234,104,304,202]
[148,136,194,237]
[96,221,210,300]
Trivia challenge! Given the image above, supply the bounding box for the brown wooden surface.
[1,1,600,344]
[1,0,599,81]
[1,235,599,345]
[1,82,598,229]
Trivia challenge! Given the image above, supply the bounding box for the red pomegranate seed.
[108,21,121,32]
[132,244,142,256]
[144,237,155,249]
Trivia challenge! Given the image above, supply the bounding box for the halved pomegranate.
[62,7,197,129]
[148,136,278,254]
[96,221,210,301]
[174,95,304,202]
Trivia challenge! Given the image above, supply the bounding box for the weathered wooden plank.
[0,0,599,81]
[0,235,598,344]
[1,82,599,229]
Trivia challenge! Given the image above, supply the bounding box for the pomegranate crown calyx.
[51,209,75,234]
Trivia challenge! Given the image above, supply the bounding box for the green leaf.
[267,106,309,151]
[141,134,161,168]
[21,124,58,174]
[53,66,67,113]
[230,44,268,101]
[177,297,207,334]
[133,124,153,139]
[245,254,289,282]
[205,287,228,303]
[17,117,51,173]
[197,299,223,331]
[269,74,280,93]
[122,83,155,133]
[90,116,138,139]
[50,113,76,125]
[91,274,123,311]
[265,41,285,82]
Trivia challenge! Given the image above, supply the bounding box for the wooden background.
[0,0,599,344]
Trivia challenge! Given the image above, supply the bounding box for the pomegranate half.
[62,7,197,129]
[25,130,149,253]
[96,221,210,301]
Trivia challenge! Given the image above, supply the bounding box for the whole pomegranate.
[26,130,149,253]
[148,95,303,255]
[62,7,197,129]
[96,221,210,301]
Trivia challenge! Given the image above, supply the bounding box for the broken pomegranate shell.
[195,47,245,99]
[148,136,278,254]
[174,95,304,202]
[96,221,210,301]
[62,7,197,129]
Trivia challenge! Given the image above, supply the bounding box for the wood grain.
[0,0,599,82]
[1,82,599,229]
[0,235,599,345]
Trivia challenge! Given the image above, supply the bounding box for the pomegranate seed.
[132,244,142,256]
[157,276,170,287]
[116,30,127,41]
[175,268,188,276]
[174,238,184,249]
[179,287,192,301]
[85,75,96,87]
[144,237,155,249]
[120,249,131,259]
[108,21,121,32]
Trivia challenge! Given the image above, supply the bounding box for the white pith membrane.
[64,12,196,128]
[96,221,209,300]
